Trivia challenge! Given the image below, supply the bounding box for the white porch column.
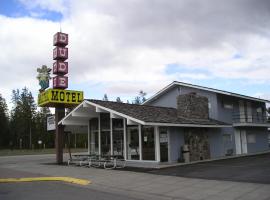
[138,124,142,161]
[155,126,160,162]
[98,113,101,156]
[123,118,127,160]
[90,120,95,153]
[110,116,113,156]
[87,120,91,154]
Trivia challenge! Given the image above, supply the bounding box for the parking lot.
[146,153,270,184]
[1,153,270,200]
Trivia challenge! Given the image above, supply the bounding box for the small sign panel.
[160,134,168,143]
[38,89,84,107]
[53,47,68,60]
[53,61,68,75]
[47,115,56,131]
[53,76,68,89]
[53,32,68,47]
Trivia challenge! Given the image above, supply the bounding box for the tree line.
[0,87,54,149]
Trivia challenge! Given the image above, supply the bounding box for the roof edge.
[143,81,270,104]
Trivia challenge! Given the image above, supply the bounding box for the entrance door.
[142,127,155,160]
[235,130,247,154]
[127,127,140,160]
[159,127,168,162]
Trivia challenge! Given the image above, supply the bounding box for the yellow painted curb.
[0,177,91,185]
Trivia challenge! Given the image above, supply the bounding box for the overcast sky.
[1,0,270,109]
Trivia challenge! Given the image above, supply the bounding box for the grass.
[0,148,88,157]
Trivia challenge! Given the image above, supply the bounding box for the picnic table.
[68,154,126,169]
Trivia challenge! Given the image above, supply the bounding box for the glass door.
[160,127,168,162]
[142,127,155,160]
[127,127,140,160]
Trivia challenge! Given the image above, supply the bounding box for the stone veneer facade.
[177,92,209,120]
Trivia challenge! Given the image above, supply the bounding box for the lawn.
[0,148,88,156]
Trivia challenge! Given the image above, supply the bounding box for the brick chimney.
[177,92,209,120]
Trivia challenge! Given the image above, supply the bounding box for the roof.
[143,81,270,105]
[87,99,229,126]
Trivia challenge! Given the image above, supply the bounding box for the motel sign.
[37,31,83,164]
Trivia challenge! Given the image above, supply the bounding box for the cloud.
[1,0,270,109]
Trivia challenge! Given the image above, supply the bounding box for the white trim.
[143,81,270,105]
[87,121,90,154]
[138,124,142,161]
[61,120,88,126]
[85,101,146,125]
[167,129,171,162]
[123,118,127,160]
[110,113,122,118]
[98,113,101,155]
[233,123,270,127]
[127,119,139,125]
[58,101,85,125]
[71,112,95,117]
[155,126,160,162]
[96,107,108,113]
[144,122,232,128]
[110,117,113,156]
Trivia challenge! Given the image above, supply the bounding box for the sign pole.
[55,106,65,164]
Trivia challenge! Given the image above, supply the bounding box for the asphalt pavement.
[0,153,270,200]
[0,182,143,200]
[146,153,270,184]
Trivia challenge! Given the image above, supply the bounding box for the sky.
[0,0,270,110]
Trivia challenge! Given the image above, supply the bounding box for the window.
[222,134,232,143]
[247,134,256,143]
[256,107,262,113]
[223,102,233,109]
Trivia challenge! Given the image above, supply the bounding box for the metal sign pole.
[55,106,65,164]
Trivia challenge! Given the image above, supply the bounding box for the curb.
[0,177,91,185]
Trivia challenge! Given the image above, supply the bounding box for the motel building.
[59,81,270,167]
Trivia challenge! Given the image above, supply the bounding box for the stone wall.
[177,92,209,120]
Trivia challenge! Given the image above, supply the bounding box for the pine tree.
[116,97,122,103]
[10,87,36,149]
[0,94,9,148]
[103,94,108,101]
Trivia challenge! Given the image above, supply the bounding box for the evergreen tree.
[10,87,36,149]
[133,96,141,104]
[116,97,122,103]
[0,94,9,148]
[103,94,108,101]
[133,90,147,104]
[139,90,147,103]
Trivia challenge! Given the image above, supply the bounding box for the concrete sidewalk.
[0,154,269,200]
